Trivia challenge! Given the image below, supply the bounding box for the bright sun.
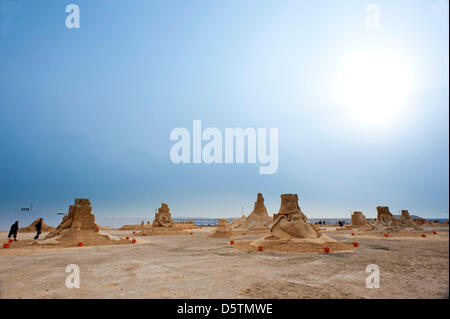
[335,49,413,125]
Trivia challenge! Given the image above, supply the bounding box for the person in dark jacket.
[8,221,19,241]
[34,218,43,240]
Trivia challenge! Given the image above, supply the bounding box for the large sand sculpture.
[373,206,400,232]
[232,193,273,231]
[351,211,368,227]
[240,194,355,253]
[19,219,55,233]
[135,203,188,236]
[268,194,321,240]
[43,199,126,246]
[153,203,172,227]
[210,219,232,238]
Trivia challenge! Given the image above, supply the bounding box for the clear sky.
[0,0,448,228]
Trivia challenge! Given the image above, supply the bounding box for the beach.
[0,226,447,299]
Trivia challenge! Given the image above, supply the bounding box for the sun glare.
[335,49,413,125]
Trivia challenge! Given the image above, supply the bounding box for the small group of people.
[337,220,346,228]
[8,218,44,241]
[316,220,327,225]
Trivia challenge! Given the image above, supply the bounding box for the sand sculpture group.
[8,193,435,252]
[348,207,424,235]
[237,194,356,253]
[372,206,422,233]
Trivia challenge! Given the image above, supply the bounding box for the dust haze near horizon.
[0,0,448,226]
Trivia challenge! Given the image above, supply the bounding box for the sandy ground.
[0,227,448,299]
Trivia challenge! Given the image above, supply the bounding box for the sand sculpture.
[135,203,189,236]
[242,194,351,253]
[373,206,400,232]
[232,193,273,231]
[351,211,368,227]
[152,203,173,227]
[43,199,126,246]
[210,219,232,238]
[268,194,321,240]
[19,219,55,233]
[399,210,423,230]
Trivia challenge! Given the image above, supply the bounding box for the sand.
[235,240,354,254]
[0,226,447,299]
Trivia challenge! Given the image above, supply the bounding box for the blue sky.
[0,0,448,228]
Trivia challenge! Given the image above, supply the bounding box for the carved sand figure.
[210,219,232,238]
[42,199,127,246]
[399,210,423,230]
[375,206,396,224]
[351,211,368,227]
[232,193,273,231]
[19,219,55,233]
[268,194,321,240]
[152,203,173,227]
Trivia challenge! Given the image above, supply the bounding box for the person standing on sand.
[8,221,19,241]
[34,218,43,240]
